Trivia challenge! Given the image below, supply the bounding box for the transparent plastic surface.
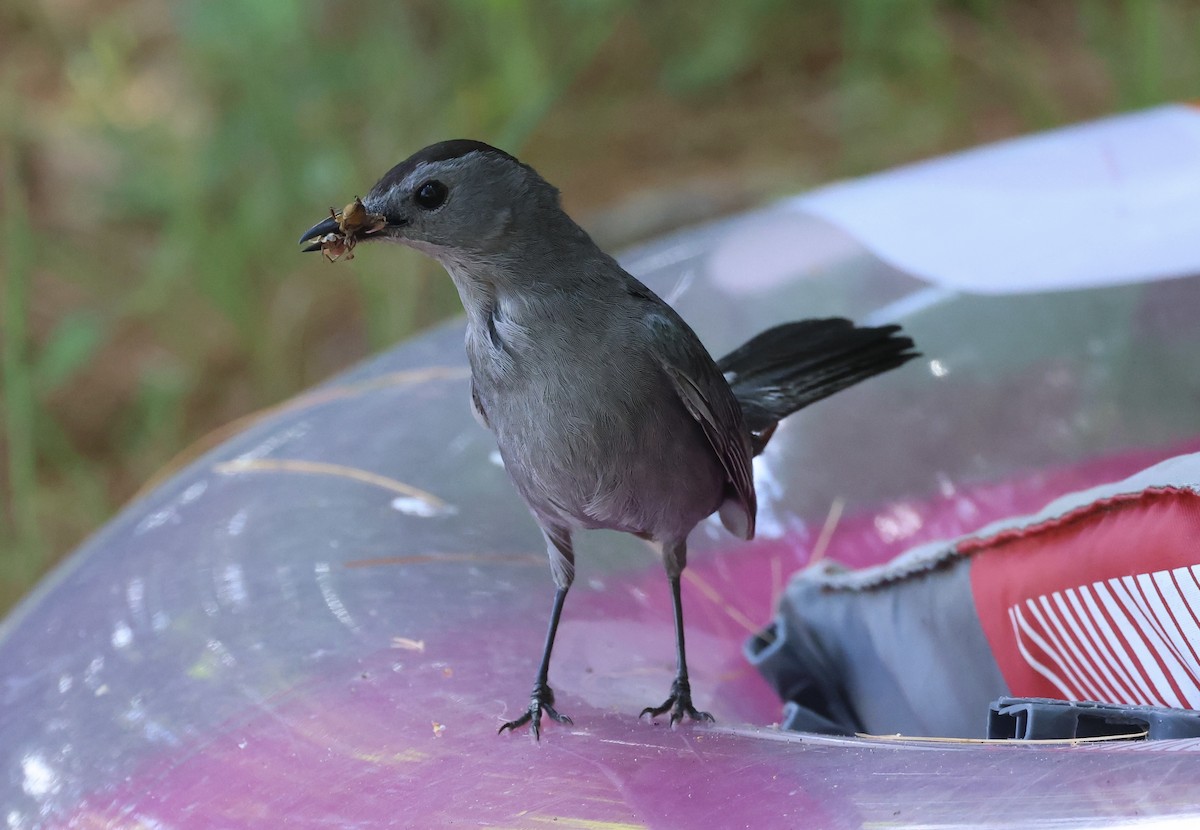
[3,205,1200,829]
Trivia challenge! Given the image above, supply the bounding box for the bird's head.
[300,140,562,265]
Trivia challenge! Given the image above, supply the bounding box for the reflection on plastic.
[4,195,1200,827]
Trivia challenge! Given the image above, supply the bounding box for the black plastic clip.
[988,696,1200,741]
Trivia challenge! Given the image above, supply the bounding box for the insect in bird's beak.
[299,196,387,262]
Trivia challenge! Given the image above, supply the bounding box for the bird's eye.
[414,180,448,210]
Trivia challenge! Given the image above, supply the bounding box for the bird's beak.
[299,215,341,252]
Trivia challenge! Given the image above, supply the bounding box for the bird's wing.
[469,377,490,429]
[652,319,757,541]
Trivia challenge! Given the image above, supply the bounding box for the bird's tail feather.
[718,318,919,455]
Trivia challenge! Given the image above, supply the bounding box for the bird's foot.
[640,676,714,726]
[498,682,573,740]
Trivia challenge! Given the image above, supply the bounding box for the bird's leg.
[499,525,575,739]
[498,587,573,739]
[641,540,714,725]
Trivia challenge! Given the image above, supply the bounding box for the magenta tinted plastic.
[5,204,1200,828]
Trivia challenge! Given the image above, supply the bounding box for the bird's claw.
[640,676,714,726]
[498,683,572,740]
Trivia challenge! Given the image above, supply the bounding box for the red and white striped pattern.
[1008,565,1200,708]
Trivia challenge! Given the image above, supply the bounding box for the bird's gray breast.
[466,294,725,539]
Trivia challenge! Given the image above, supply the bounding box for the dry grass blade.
[213,459,446,509]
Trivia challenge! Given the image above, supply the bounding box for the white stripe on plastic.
[1009,606,1076,699]
[1127,573,1200,707]
[1027,596,1100,700]
[1007,568,1200,708]
[791,105,1200,294]
[1063,586,1146,705]
[1099,580,1182,707]
[1078,584,1157,706]
[1056,590,1118,705]
[1150,570,1200,677]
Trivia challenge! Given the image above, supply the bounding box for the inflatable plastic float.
[4,105,1200,829]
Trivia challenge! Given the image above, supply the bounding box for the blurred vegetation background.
[2,0,1198,614]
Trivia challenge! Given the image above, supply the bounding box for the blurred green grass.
[2,0,1199,613]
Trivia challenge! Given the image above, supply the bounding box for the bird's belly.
[489,387,726,538]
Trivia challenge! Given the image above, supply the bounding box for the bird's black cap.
[301,140,524,247]
[368,140,521,197]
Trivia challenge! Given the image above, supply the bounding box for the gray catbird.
[301,140,918,739]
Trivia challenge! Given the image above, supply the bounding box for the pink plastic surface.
[5,206,1200,828]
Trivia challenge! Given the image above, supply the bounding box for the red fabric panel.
[968,487,1200,707]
